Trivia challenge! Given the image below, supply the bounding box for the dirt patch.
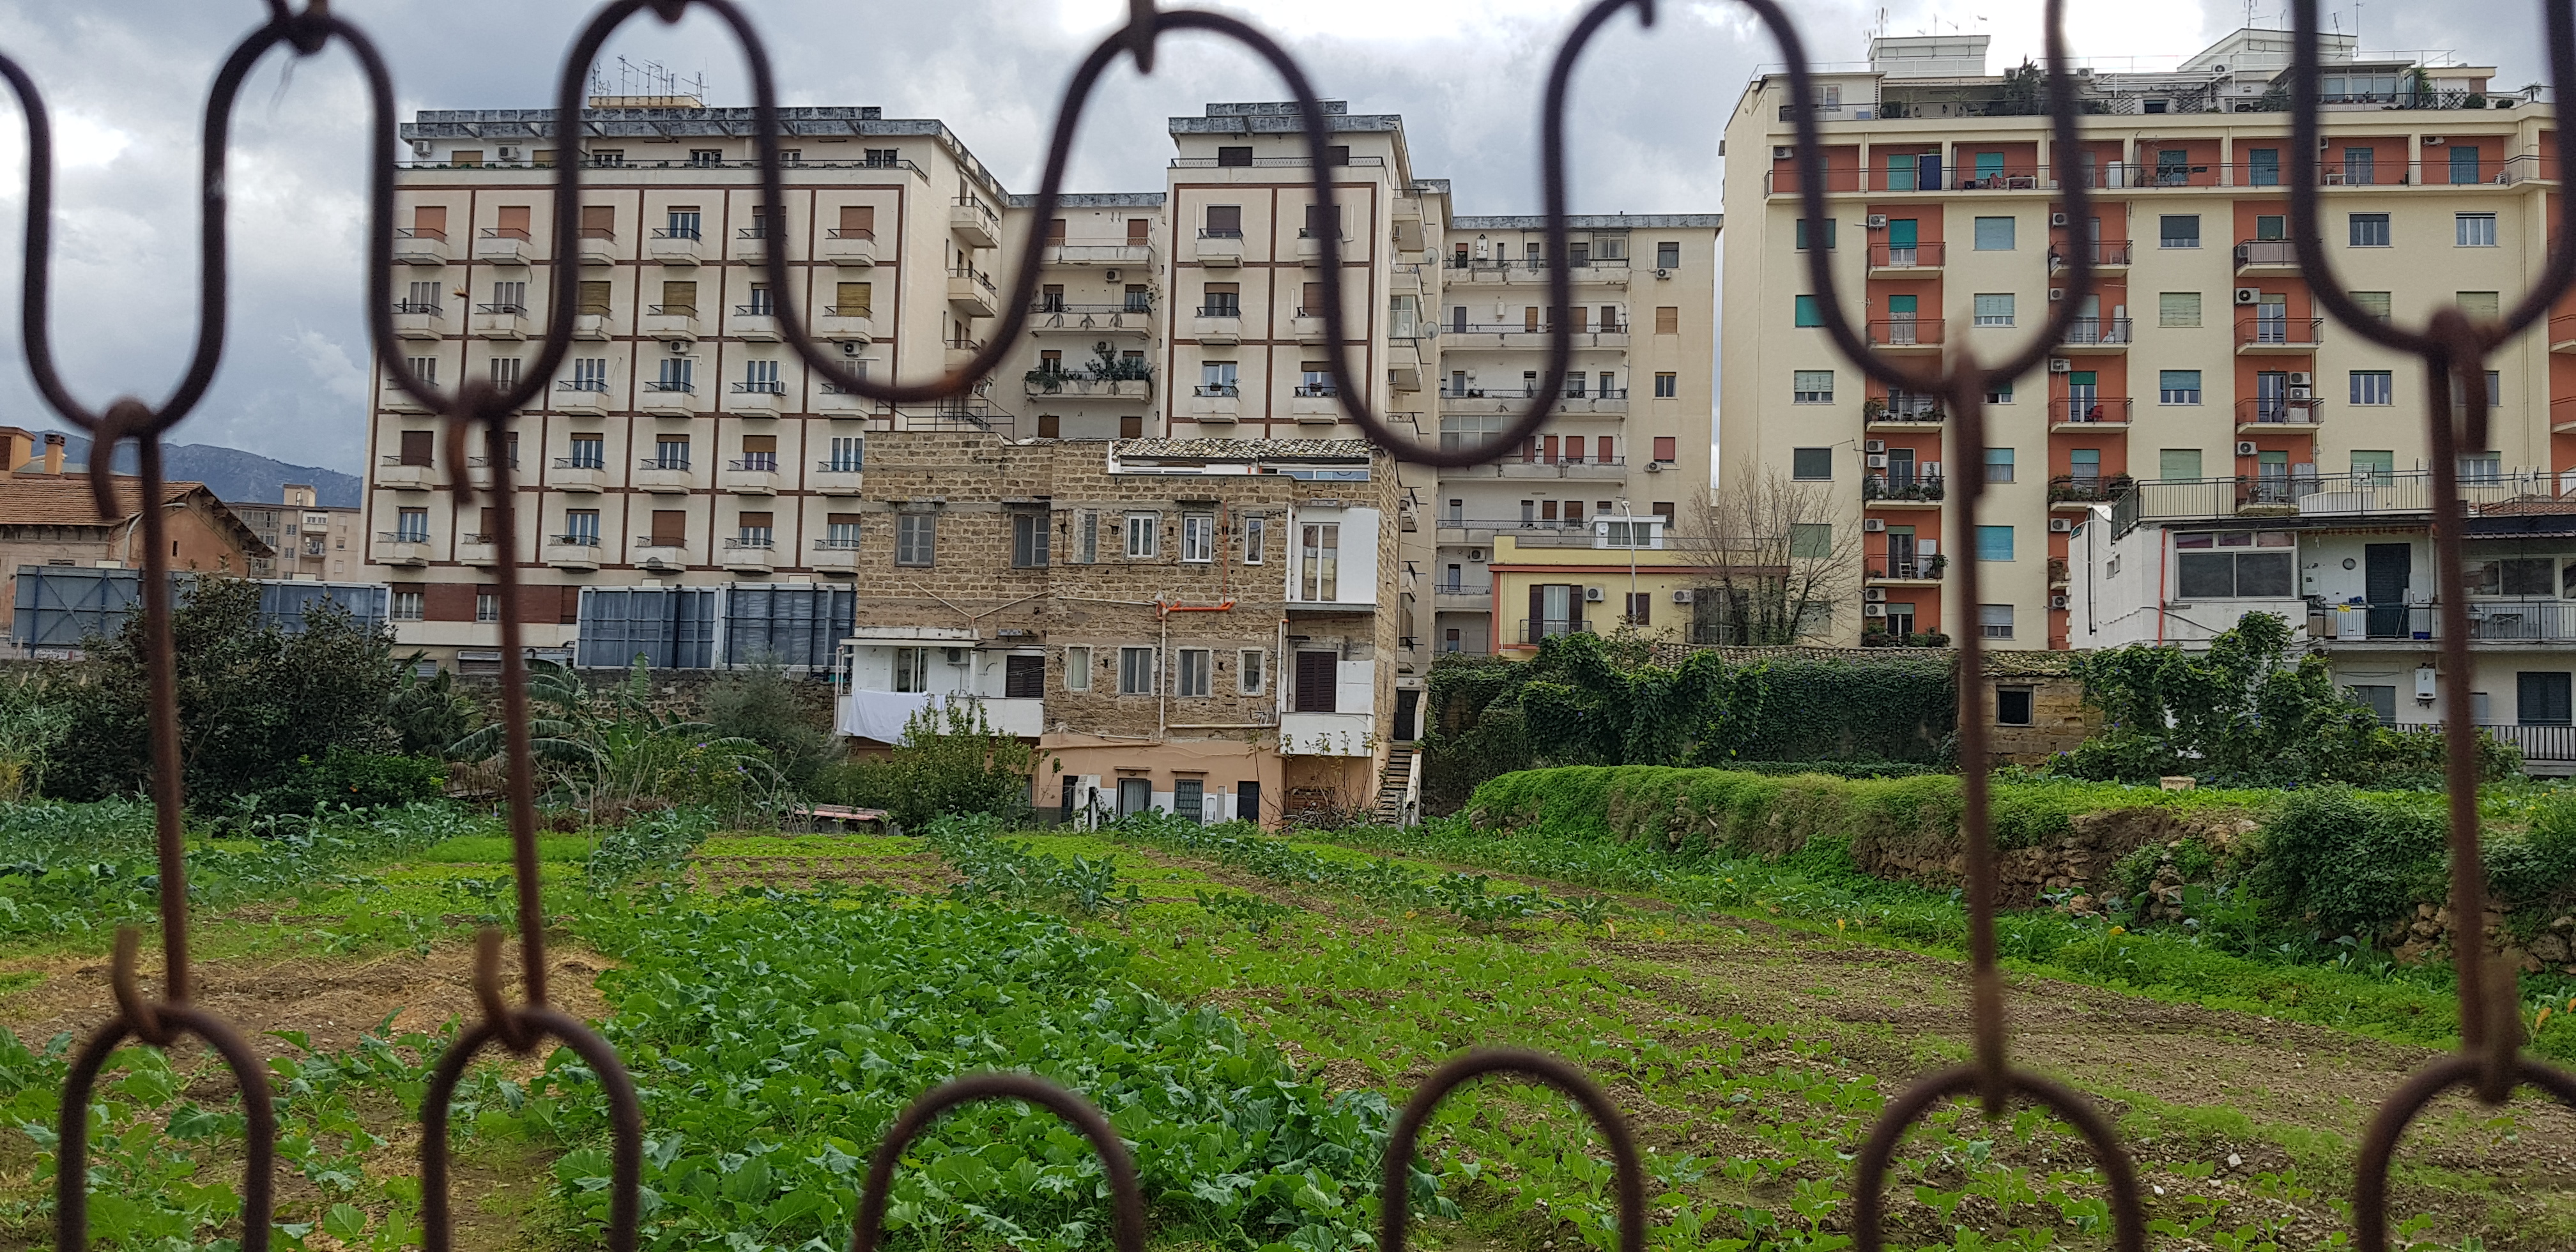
[686,851,956,894]
[0,942,617,1057]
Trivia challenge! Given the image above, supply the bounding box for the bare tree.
[1671,470,1864,645]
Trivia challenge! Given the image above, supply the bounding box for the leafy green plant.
[385,656,480,760]
[449,659,775,821]
[1195,888,1297,936]
[813,699,1038,827]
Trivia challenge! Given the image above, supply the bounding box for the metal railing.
[1864,473,1945,501]
[2236,238,2301,268]
[1517,618,1592,641]
[2113,469,2563,530]
[2058,316,2130,346]
[1866,242,1943,268]
[2057,397,2131,424]
[2236,315,2325,349]
[1866,318,1943,347]
[2398,722,2576,761]
[2237,395,2327,426]
[1866,392,1945,422]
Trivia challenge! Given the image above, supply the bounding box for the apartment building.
[229,485,360,580]
[1721,29,2547,650]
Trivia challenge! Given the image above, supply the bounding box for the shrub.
[2246,787,2448,938]
[813,699,1035,827]
[702,660,834,787]
[246,747,448,817]
[385,657,480,760]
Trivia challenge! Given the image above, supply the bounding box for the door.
[1116,777,1152,817]
[1294,651,1338,713]
[1541,584,1575,636]
[1060,778,1077,824]
[1393,689,1422,742]
[1887,294,1919,344]
[1887,218,1918,266]
[2256,296,2287,344]
[1236,781,1261,825]
[2365,543,2412,637]
[1887,447,1917,488]
[1916,153,1942,191]
[2073,295,2101,344]
[1887,526,1918,578]
[2066,370,2098,424]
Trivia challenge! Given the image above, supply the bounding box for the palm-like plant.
[450,658,776,818]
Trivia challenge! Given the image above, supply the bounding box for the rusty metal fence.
[3,0,2570,1248]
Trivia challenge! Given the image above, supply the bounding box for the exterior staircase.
[1372,744,1418,825]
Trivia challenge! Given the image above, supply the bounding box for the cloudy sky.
[0,0,2538,475]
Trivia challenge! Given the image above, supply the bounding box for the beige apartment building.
[1722,29,2550,650]
[229,485,360,580]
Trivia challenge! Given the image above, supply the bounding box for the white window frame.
[896,513,935,567]
[1791,370,1834,404]
[1063,645,1092,692]
[1298,522,1341,602]
[1238,649,1266,694]
[1181,512,1215,563]
[2350,370,2394,406]
[1118,645,1158,695]
[1243,515,1266,565]
[1972,293,2015,326]
[2457,213,2499,247]
[1177,648,1213,697]
[1124,511,1160,559]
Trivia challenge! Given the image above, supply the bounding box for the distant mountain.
[51,432,360,508]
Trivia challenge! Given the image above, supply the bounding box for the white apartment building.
[364,97,1717,673]
[1722,29,2552,650]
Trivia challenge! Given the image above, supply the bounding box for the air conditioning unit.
[1865,586,1887,602]
[2287,385,2312,401]
[2050,593,2071,609]
[2424,135,2446,146]
[1864,439,1886,454]
[1865,214,1889,229]
[1671,588,1695,604]
[2288,371,2312,385]
[1864,603,1889,617]
[2235,287,2262,305]
[1644,461,1665,473]
[1773,146,1795,160]
[2236,440,2260,456]
[2048,358,2072,373]
[1468,548,1485,561]
[2048,287,2066,302]
[1654,268,1672,279]
[2050,211,2069,226]
[1583,586,1606,602]
[1103,269,1121,281]
[1867,453,1889,468]
[1864,517,1887,532]
[2050,517,2074,533]
[839,340,864,357]
[944,647,968,664]
[498,146,519,161]
[668,340,692,355]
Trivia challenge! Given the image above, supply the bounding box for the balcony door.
[2365,543,2411,638]
[1886,526,1918,578]
[2066,370,2098,423]
[1887,218,1918,266]
[1887,294,1919,344]
[1294,651,1338,713]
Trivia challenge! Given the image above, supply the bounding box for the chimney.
[42,432,63,475]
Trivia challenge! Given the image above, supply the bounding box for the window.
[2176,540,2296,598]
[489,280,526,312]
[1216,145,1253,167]
[2158,370,2202,405]
[2349,684,2398,724]
[1790,370,1832,404]
[2350,450,2395,483]
[392,507,429,542]
[2350,370,2394,406]
[1975,526,2015,562]
[1985,379,2014,404]
[664,206,702,240]
[1984,447,2016,484]
[1997,687,2035,726]
[733,510,772,547]
[688,148,721,167]
[1789,523,1833,560]
[2248,148,2281,187]
[1064,646,1092,691]
[1978,604,2015,639]
[1793,294,1821,327]
[2460,452,2503,483]
[1204,204,1242,235]
[1011,512,1049,568]
[1125,512,1159,559]
[1173,512,1215,563]
[1199,361,1238,395]
[1238,650,1266,694]
[569,357,608,393]
[567,434,604,470]
[2351,290,2392,322]
[1792,219,1834,250]
[1000,654,1044,700]
[2158,215,2200,248]
[1602,518,1659,547]
[2458,213,2498,247]
[1177,649,1213,698]
[896,513,935,566]
[1654,306,1679,335]
[2348,213,2391,247]
[1972,293,2015,326]
[1656,241,1680,268]
[1653,436,1678,464]
[1655,372,1680,399]
[1972,216,2015,250]
[825,436,864,473]
[2159,448,2204,480]
[1173,779,1206,824]
[1623,592,1653,625]
[398,429,435,467]
[1245,515,1266,564]
[889,648,931,694]
[402,355,438,385]
[1077,510,1099,563]
[2520,673,2573,726]
[2158,292,2202,327]
[824,513,860,549]
[1201,282,1241,317]
[1119,646,1157,694]
[833,281,873,317]
[1298,523,1340,601]
[2457,291,2501,320]
[476,592,500,623]
[1791,447,1834,480]
[390,588,423,621]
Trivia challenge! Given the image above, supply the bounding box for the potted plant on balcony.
[1024,366,1068,393]
[1091,342,1151,381]
[1861,397,1887,422]
[1926,553,1948,578]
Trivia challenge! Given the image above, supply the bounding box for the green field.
[0,805,2562,1251]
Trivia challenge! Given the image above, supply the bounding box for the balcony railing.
[2235,316,2324,349]
[2050,240,2132,268]
[2235,396,2326,426]
[558,378,609,393]
[1871,558,1943,580]
[1866,393,1945,423]
[2395,722,2576,761]
[1866,242,1943,268]
[650,227,702,241]
[2058,397,2131,424]
[641,380,695,393]
[728,457,779,473]
[390,300,441,316]
[554,455,608,470]
[2060,317,2131,346]
[2048,473,2133,503]
[1864,473,1945,502]
[1193,384,1240,397]
[1866,319,1943,347]
[733,380,788,395]
[1760,151,2541,195]
[2235,239,2300,269]
[1293,383,1339,398]
[380,530,431,544]
[948,266,997,293]
[1518,618,1593,643]
[639,457,692,471]
[551,534,604,547]
[1196,304,1241,318]
[2112,468,2561,531]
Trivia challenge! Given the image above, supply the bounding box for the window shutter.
[836,282,872,316]
[413,205,447,238]
[495,205,530,237]
[1655,306,1680,334]
[1294,652,1338,714]
[650,510,686,546]
[577,280,611,316]
[839,204,875,235]
[662,280,696,312]
[738,511,774,530]
[579,204,613,236]
[399,430,434,466]
[1127,217,1151,242]
[742,434,777,454]
[1206,204,1241,233]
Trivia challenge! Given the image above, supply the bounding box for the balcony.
[392,228,449,266]
[733,306,781,341]
[810,538,862,574]
[375,531,432,567]
[473,229,532,265]
[720,538,778,575]
[2053,397,2132,430]
[470,303,530,340]
[817,384,870,417]
[1191,310,1243,344]
[2108,469,2561,530]
[456,533,497,567]
[1023,370,1153,401]
[647,228,703,266]
[821,229,877,268]
[571,312,611,341]
[376,457,437,491]
[1864,393,1945,429]
[2235,396,2326,433]
[1027,303,1153,338]
[641,305,700,342]
[1044,241,1154,268]
[379,383,432,415]
[812,461,865,494]
[632,538,688,571]
[2234,239,2301,277]
[576,229,617,266]
[633,461,693,492]
[1289,385,1342,422]
[949,197,999,248]
[2235,316,2323,354]
[1863,473,1945,505]
[818,308,874,341]
[1555,388,1630,415]
[1291,313,1328,342]
[1498,455,1628,480]
[2048,473,2133,506]
[551,458,611,492]
[944,339,985,373]
[1867,558,1944,584]
[729,381,785,419]
[544,537,602,570]
[638,381,697,417]
[1186,385,1241,420]
[1280,710,1377,757]
[1517,618,1592,643]
[733,226,770,263]
[1294,229,1341,265]
[2058,317,2131,350]
[1866,242,1943,275]
[1866,319,1942,354]
[1193,229,1244,267]
[390,301,443,340]
[1439,322,1630,352]
[719,459,783,494]
[545,379,607,418]
[1432,585,1491,613]
[947,266,999,317]
[2050,240,2131,273]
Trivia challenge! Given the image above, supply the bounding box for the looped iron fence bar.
[0,0,2564,1248]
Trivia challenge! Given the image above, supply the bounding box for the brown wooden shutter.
[578,280,611,316]
[662,280,696,313]
[1294,652,1337,714]
[399,430,434,466]
[1524,307,1541,331]
[423,582,477,622]
[1652,502,1676,524]
[559,586,583,625]
[1047,218,1068,241]
[650,510,687,546]
[1655,306,1679,334]
[477,507,495,540]
[738,510,774,530]
[1528,585,1544,636]
[742,434,777,454]
[1118,415,1143,438]
[1301,282,1322,313]
[1569,307,1589,332]
[1126,217,1151,242]
[827,512,861,526]
[412,205,448,238]
[1205,204,1241,233]
[580,204,614,237]
[836,282,871,316]
[494,205,531,238]
[838,204,875,236]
